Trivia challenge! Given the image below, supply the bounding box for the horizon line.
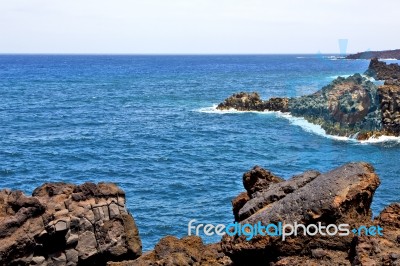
[0,52,349,56]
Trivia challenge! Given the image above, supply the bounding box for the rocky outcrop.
[242,166,285,196]
[216,92,266,111]
[346,49,400,60]
[365,58,400,84]
[0,182,142,266]
[217,59,400,139]
[221,162,400,265]
[264,97,289,112]
[108,236,232,266]
[378,85,400,134]
[350,203,400,266]
[1,164,399,266]
[289,74,382,137]
[216,92,289,112]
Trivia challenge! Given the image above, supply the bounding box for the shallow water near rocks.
[0,55,399,250]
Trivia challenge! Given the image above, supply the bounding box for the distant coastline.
[346,49,400,60]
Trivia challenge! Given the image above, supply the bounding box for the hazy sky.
[1,0,399,54]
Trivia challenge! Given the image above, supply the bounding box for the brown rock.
[232,192,250,222]
[222,162,381,264]
[108,236,232,266]
[216,92,265,111]
[242,165,284,196]
[0,183,142,265]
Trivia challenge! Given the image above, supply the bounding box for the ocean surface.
[1,55,399,250]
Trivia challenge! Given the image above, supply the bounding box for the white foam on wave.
[328,74,376,82]
[196,106,400,144]
[359,135,400,144]
[277,113,352,141]
[323,56,346,60]
[328,74,352,79]
[197,105,277,114]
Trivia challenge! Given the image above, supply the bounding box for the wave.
[328,74,352,79]
[323,55,346,60]
[359,135,400,144]
[328,74,376,82]
[197,105,277,114]
[196,106,400,144]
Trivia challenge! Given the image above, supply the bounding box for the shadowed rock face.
[379,85,400,134]
[107,236,232,266]
[216,92,289,112]
[216,92,265,111]
[221,162,384,265]
[242,166,285,197]
[0,182,142,266]
[289,74,381,137]
[365,58,400,83]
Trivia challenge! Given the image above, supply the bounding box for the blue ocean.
[0,55,399,250]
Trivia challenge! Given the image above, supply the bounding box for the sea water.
[0,55,399,250]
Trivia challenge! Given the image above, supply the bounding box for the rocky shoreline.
[217,59,400,140]
[1,163,399,265]
[346,49,400,60]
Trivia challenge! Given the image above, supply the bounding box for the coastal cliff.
[217,59,400,140]
[346,49,400,60]
[114,163,400,265]
[1,163,399,265]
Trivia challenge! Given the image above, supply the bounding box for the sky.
[0,0,399,54]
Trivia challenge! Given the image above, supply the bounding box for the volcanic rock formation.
[346,49,400,60]
[0,182,142,266]
[222,162,400,266]
[105,163,400,266]
[217,59,400,140]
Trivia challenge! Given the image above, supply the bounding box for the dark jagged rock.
[231,192,250,222]
[350,203,400,265]
[365,58,400,84]
[242,166,285,196]
[221,162,385,265]
[1,163,400,266]
[238,170,320,221]
[216,92,289,112]
[216,92,265,111]
[346,49,400,60]
[378,85,400,134]
[0,182,142,266]
[264,97,289,112]
[289,73,381,137]
[107,236,232,266]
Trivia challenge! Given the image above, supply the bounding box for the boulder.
[216,92,265,111]
[242,166,284,197]
[221,162,382,264]
[107,236,232,266]
[216,92,289,112]
[0,182,142,266]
